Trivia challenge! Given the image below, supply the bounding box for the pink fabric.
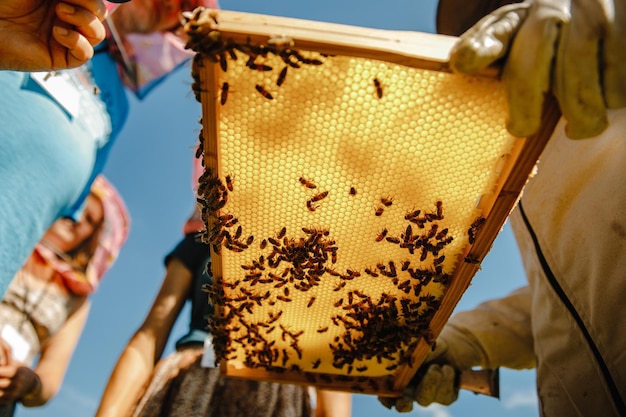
[35,175,130,295]
[107,0,220,97]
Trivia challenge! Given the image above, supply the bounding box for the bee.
[219,51,227,72]
[368,379,379,391]
[405,209,420,220]
[249,63,273,72]
[223,217,238,228]
[375,207,384,217]
[292,345,303,360]
[464,255,480,264]
[310,191,329,202]
[345,269,359,278]
[277,227,287,239]
[225,244,244,253]
[277,295,292,302]
[334,281,347,291]
[375,228,388,242]
[299,176,317,189]
[312,359,322,369]
[388,261,397,276]
[373,78,383,98]
[403,224,413,240]
[225,174,234,191]
[349,187,357,196]
[435,228,449,240]
[317,326,328,333]
[468,216,486,244]
[325,267,340,276]
[307,297,316,308]
[277,66,288,86]
[364,267,379,277]
[219,82,229,105]
[435,201,444,219]
[306,200,318,212]
[217,212,233,221]
[319,374,333,383]
[427,224,439,239]
[398,280,411,292]
[255,85,274,100]
[385,236,400,244]
[401,260,411,271]
[246,235,254,245]
[356,365,368,372]
[334,298,344,307]
[381,197,393,207]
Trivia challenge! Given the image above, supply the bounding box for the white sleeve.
[447,285,535,370]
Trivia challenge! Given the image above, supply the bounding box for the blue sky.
[17,1,539,416]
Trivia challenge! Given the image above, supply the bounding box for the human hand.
[0,339,11,367]
[448,0,626,139]
[0,0,108,71]
[378,325,484,412]
[0,361,40,404]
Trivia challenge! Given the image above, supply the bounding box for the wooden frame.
[186,8,560,396]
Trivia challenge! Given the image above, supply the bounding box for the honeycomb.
[184,8,554,395]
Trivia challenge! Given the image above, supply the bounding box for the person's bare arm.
[0,297,91,407]
[95,259,193,417]
[315,389,352,417]
[0,0,106,71]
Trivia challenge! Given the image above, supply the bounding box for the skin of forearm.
[315,390,352,417]
[95,334,158,417]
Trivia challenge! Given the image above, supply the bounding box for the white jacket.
[449,108,626,416]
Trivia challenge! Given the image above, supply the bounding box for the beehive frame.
[185,8,560,396]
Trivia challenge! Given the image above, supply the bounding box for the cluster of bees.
[195,166,463,385]
[184,9,330,105]
[184,8,388,107]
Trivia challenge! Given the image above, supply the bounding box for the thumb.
[0,338,13,366]
[449,3,529,74]
[503,3,567,137]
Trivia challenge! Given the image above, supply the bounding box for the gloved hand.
[378,323,485,412]
[448,0,626,139]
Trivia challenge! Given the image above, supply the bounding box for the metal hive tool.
[185,8,560,396]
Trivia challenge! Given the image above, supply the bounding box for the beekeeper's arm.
[380,286,535,412]
[440,0,626,139]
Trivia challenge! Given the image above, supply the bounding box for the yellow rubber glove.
[449,0,626,139]
[378,324,484,412]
